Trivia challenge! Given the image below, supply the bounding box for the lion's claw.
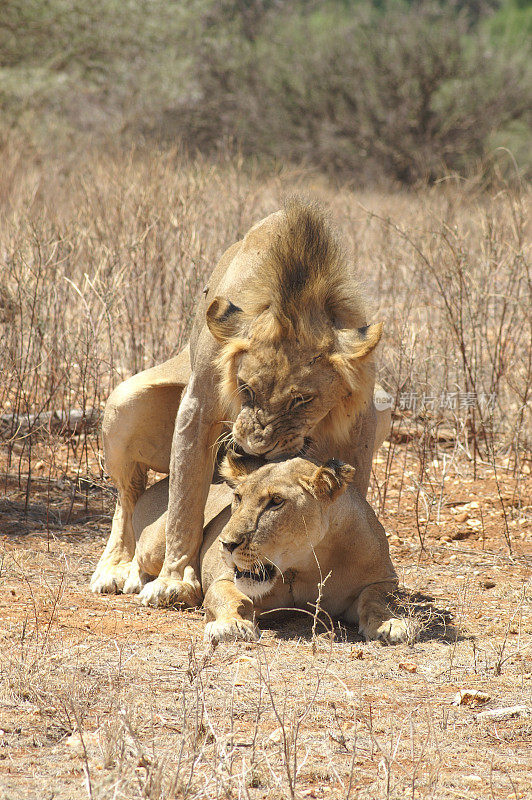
[90,561,133,594]
[204,618,258,644]
[138,577,201,608]
[375,617,411,645]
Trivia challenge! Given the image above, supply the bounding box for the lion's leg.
[347,581,410,645]
[203,579,258,643]
[353,402,377,498]
[91,461,147,593]
[373,383,392,453]
[138,374,223,608]
[91,349,189,594]
[335,400,377,500]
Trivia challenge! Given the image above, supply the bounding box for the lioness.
[128,453,409,645]
[91,200,385,608]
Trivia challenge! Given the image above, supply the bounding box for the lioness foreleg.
[203,579,258,643]
[350,581,410,645]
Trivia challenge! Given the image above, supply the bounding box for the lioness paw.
[138,577,201,608]
[90,561,132,594]
[204,618,258,644]
[372,617,411,645]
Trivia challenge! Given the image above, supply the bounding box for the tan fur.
[91,200,386,607]
[211,201,382,431]
[243,200,365,329]
[128,455,410,645]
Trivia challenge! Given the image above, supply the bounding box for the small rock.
[66,730,100,756]
[451,501,479,514]
[451,530,473,541]
[455,511,469,523]
[399,661,418,673]
[452,689,490,707]
[268,727,283,743]
[481,580,496,589]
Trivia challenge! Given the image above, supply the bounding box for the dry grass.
[0,480,530,799]
[0,138,531,798]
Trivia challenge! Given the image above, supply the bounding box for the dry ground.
[0,439,530,800]
[0,144,530,798]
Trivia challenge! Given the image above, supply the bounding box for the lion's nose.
[221,536,244,553]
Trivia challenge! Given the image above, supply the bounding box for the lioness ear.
[206,297,245,342]
[336,322,383,361]
[220,450,265,487]
[299,458,356,501]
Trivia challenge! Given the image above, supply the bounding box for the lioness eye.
[267,495,285,509]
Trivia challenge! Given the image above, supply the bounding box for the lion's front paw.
[122,562,147,595]
[90,561,132,594]
[204,618,258,644]
[372,617,411,645]
[138,576,201,608]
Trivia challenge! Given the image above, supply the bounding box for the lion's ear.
[299,459,356,501]
[336,322,383,361]
[220,450,265,487]
[206,297,245,342]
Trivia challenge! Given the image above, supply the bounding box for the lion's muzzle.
[233,407,307,459]
[221,535,244,554]
[233,408,278,455]
[220,530,278,599]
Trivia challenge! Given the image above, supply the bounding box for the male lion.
[91,200,385,607]
[128,452,409,645]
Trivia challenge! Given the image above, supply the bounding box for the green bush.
[1,0,530,183]
[168,1,531,182]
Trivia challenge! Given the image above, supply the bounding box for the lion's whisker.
[211,432,231,453]
[262,554,285,581]
[228,385,247,405]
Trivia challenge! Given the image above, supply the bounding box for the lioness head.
[206,200,382,459]
[219,451,355,599]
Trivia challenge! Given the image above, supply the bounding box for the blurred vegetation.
[1,0,530,183]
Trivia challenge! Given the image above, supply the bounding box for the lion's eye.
[289,394,311,410]
[238,380,255,404]
[267,495,285,509]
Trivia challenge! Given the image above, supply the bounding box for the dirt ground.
[0,439,530,800]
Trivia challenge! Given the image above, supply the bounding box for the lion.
[90,199,387,608]
[127,452,409,645]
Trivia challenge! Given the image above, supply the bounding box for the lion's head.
[218,451,355,599]
[206,200,382,459]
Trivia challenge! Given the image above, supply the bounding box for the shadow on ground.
[258,589,465,645]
